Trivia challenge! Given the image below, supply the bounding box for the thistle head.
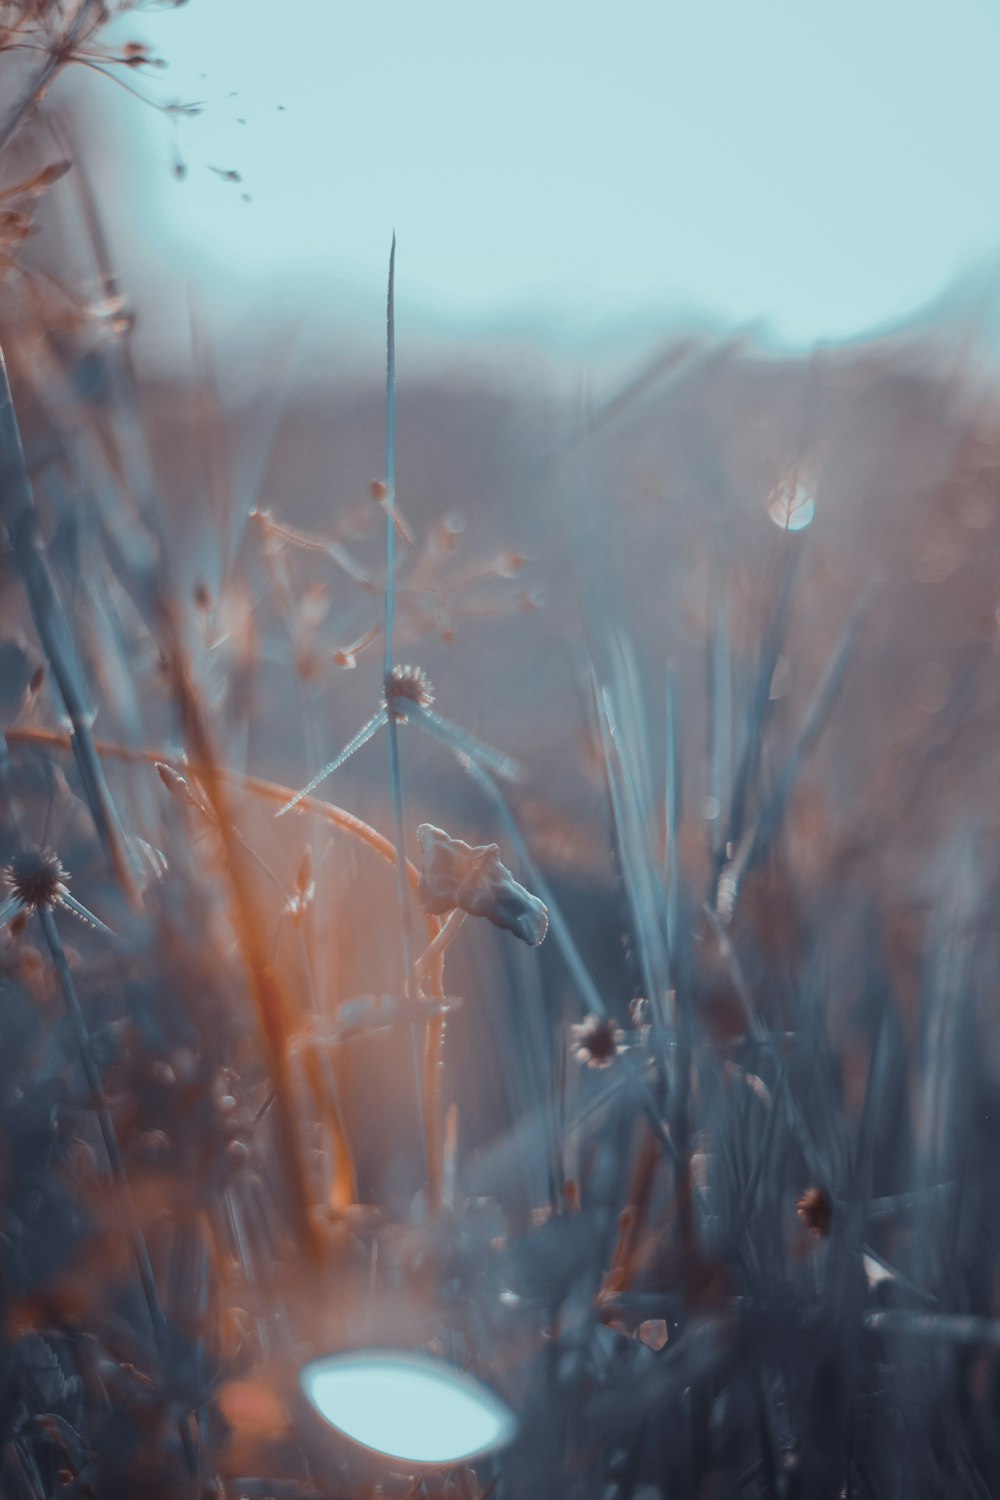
[384,664,434,715]
[796,1185,832,1238]
[5,846,68,912]
[570,1014,625,1069]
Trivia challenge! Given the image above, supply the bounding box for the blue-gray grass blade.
[458,754,604,1017]
[29,364,160,614]
[384,231,398,677]
[381,235,422,1138]
[0,894,22,929]
[663,666,681,964]
[700,902,767,1044]
[459,753,678,1167]
[717,592,866,922]
[717,539,801,885]
[610,632,656,830]
[0,348,141,905]
[862,1311,1000,1348]
[275,708,388,816]
[594,680,671,1038]
[732,1062,787,1234]
[748,590,867,862]
[707,597,732,863]
[407,702,523,782]
[608,638,678,1017]
[226,337,303,577]
[57,892,117,940]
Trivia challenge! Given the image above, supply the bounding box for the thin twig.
[0,0,105,159]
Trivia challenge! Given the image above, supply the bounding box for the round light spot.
[767,480,816,532]
[300,1350,517,1465]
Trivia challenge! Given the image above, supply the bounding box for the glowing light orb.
[300,1350,517,1465]
[767,481,816,532]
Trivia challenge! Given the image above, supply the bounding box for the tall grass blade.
[716,538,801,891]
[0,347,141,904]
[381,236,422,1149]
[663,666,681,970]
[594,678,671,1034]
[718,591,867,921]
[459,754,677,1166]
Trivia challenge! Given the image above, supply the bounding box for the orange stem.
[5,724,449,1215]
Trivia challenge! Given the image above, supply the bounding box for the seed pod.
[416,823,548,946]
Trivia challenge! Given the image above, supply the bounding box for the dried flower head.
[629,995,651,1029]
[796,1185,832,1238]
[416,823,548,946]
[384,664,434,715]
[5,846,68,912]
[570,1014,626,1069]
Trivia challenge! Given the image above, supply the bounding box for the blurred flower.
[0,846,114,936]
[416,823,548,946]
[570,1014,625,1069]
[796,1185,832,1238]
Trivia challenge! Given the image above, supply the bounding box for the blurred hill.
[133,331,999,881]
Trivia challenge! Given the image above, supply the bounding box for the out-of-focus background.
[73,0,1000,379]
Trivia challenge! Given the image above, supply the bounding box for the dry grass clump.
[0,18,999,1500]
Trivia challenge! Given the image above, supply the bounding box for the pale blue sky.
[88,0,1000,358]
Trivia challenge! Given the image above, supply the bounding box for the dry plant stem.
[412,907,466,990]
[0,0,104,157]
[4,723,443,945]
[299,1045,357,1210]
[37,905,198,1478]
[608,1121,663,1294]
[413,908,467,1213]
[159,630,320,1263]
[5,725,447,1197]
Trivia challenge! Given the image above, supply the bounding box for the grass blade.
[0,347,141,904]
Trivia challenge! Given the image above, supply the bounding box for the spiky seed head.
[796,1185,832,1238]
[570,1014,625,1069]
[384,664,434,713]
[5,846,68,912]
